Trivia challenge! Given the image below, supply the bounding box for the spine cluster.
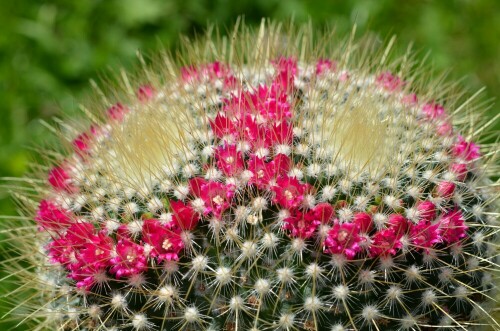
[4,24,499,331]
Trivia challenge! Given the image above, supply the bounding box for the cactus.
[2,21,499,330]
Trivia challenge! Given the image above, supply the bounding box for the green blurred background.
[0,0,498,328]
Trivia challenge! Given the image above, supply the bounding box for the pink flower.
[78,231,113,270]
[251,84,292,120]
[72,132,92,154]
[376,71,405,91]
[72,265,104,290]
[181,61,233,83]
[312,203,335,224]
[170,200,200,230]
[410,220,441,252]
[223,84,292,126]
[422,102,445,119]
[370,228,403,257]
[188,177,207,197]
[48,165,75,192]
[416,201,436,221]
[452,135,481,161]
[272,175,307,209]
[387,214,410,236]
[210,113,237,139]
[353,212,373,233]
[316,59,336,75]
[450,163,468,181]
[324,222,362,259]
[71,231,114,289]
[222,91,251,119]
[48,222,95,265]
[246,154,290,189]
[137,85,155,102]
[402,93,418,105]
[271,154,291,174]
[266,121,293,146]
[48,237,74,265]
[438,210,468,244]
[246,156,273,189]
[215,144,244,176]
[199,181,235,217]
[107,102,128,121]
[436,181,455,198]
[110,238,147,278]
[35,200,73,231]
[65,222,96,246]
[238,115,263,143]
[437,122,453,136]
[142,219,184,262]
[282,210,320,239]
[272,57,297,91]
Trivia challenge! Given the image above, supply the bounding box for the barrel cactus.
[3,21,499,331]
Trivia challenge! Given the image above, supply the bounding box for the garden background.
[0,0,498,328]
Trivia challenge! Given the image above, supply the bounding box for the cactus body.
[3,22,499,331]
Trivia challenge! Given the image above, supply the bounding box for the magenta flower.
[199,180,235,217]
[387,214,410,236]
[437,121,453,136]
[137,85,155,102]
[410,220,441,252]
[376,71,405,91]
[215,144,245,176]
[422,102,446,119]
[272,56,297,90]
[436,181,456,198]
[210,113,238,140]
[452,135,481,161]
[282,210,320,239]
[107,102,128,121]
[401,93,418,105]
[316,58,336,75]
[416,201,437,221]
[35,200,73,230]
[247,154,290,189]
[324,222,362,259]
[170,200,200,231]
[142,219,184,262]
[370,228,403,256]
[438,210,468,244]
[450,163,468,181]
[110,238,147,278]
[48,165,74,192]
[272,175,308,209]
[312,203,335,224]
[47,222,95,265]
[353,212,373,233]
[78,231,114,270]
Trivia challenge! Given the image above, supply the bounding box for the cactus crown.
[2,20,499,331]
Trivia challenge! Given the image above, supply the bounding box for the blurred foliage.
[0,0,498,328]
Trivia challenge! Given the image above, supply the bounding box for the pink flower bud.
[437,122,453,136]
[107,102,128,121]
[402,93,418,105]
[353,212,373,233]
[450,163,468,181]
[316,58,336,75]
[416,201,436,221]
[422,102,445,119]
[388,214,410,235]
[137,85,155,102]
[436,181,455,198]
[313,203,335,224]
